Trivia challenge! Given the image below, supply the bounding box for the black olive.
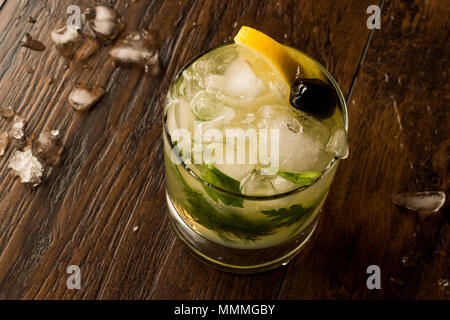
[289,79,337,119]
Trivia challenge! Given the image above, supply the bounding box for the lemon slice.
[234,26,300,86]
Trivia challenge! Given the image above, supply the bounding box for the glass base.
[166,192,319,274]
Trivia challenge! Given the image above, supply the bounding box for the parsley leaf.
[201,164,244,208]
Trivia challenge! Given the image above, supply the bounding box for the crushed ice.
[50,26,84,58]
[8,149,44,186]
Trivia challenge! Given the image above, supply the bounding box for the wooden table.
[0,0,448,300]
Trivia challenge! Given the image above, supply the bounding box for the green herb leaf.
[262,204,316,229]
[201,165,244,207]
[275,169,321,186]
[261,191,327,230]
[183,189,274,242]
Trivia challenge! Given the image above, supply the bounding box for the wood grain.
[0,0,447,300]
[280,0,450,300]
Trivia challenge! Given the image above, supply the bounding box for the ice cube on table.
[69,85,105,111]
[109,31,159,75]
[50,26,84,58]
[8,149,44,186]
[224,59,265,98]
[392,191,446,214]
[85,5,123,40]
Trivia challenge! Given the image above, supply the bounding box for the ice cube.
[8,149,44,186]
[7,115,26,142]
[69,84,105,111]
[33,130,64,165]
[401,251,419,268]
[240,169,297,196]
[191,90,235,123]
[221,59,265,98]
[84,5,124,40]
[1,105,15,119]
[0,132,8,156]
[109,31,159,75]
[392,191,446,214]
[256,106,326,172]
[191,91,221,121]
[240,170,275,196]
[269,174,299,194]
[326,127,348,159]
[51,26,84,58]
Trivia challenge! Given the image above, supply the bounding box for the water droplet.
[84,5,125,41]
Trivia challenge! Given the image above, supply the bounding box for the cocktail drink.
[163,27,348,273]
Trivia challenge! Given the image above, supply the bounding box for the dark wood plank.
[280,0,450,299]
[0,0,375,300]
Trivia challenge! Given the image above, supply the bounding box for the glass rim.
[163,42,348,201]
